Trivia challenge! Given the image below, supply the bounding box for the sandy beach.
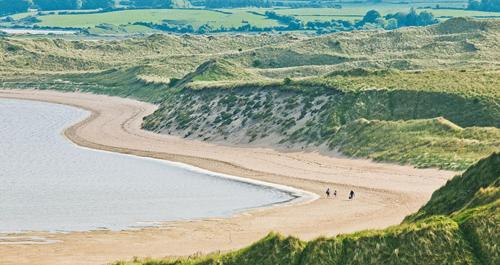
[0,89,457,265]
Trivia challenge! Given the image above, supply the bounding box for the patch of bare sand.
[0,89,456,265]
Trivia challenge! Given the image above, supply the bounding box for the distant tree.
[468,0,500,11]
[405,8,419,25]
[197,23,212,34]
[130,0,173,8]
[363,10,381,24]
[468,0,481,9]
[355,9,381,28]
[385,18,398,30]
[205,0,272,8]
[416,11,437,26]
[0,0,32,15]
[385,8,438,27]
[34,0,81,10]
[374,17,387,28]
[81,0,114,9]
[386,11,408,26]
[265,11,303,29]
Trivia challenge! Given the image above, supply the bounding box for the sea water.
[0,99,293,232]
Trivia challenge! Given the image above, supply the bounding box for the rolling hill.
[1,18,499,170]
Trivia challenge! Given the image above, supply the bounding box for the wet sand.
[0,89,456,265]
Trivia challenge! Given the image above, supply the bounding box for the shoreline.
[3,95,318,233]
[0,89,457,265]
[73,138,320,207]
[68,114,321,229]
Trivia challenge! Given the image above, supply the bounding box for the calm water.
[0,28,77,35]
[0,99,294,232]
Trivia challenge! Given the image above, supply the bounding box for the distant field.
[3,2,499,33]
[36,9,282,30]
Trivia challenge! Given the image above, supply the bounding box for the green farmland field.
[36,9,283,29]
[3,2,498,34]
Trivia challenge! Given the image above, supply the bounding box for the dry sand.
[0,89,457,265]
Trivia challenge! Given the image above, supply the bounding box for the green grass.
[453,201,500,265]
[116,218,478,265]
[6,11,37,20]
[35,9,282,30]
[330,118,500,170]
[187,59,258,83]
[319,69,500,99]
[406,153,500,222]
[143,81,499,170]
[3,3,500,34]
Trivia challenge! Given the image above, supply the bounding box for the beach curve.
[0,89,457,265]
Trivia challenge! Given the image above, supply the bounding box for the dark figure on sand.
[326,188,330,198]
[349,190,355,200]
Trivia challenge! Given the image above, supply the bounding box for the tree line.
[0,0,31,16]
[130,8,439,35]
[467,0,500,12]
[264,8,438,33]
[0,0,178,15]
[205,0,272,8]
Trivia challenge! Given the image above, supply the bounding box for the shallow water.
[0,99,293,232]
[0,28,77,35]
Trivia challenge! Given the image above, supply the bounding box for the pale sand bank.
[0,89,456,265]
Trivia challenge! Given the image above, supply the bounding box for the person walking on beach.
[349,190,355,200]
[333,190,337,198]
[326,188,330,198]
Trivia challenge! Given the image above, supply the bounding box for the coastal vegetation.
[0,3,498,263]
[1,17,499,170]
[115,153,500,264]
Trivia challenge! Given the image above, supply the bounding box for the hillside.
[116,153,499,265]
[171,58,260,88]
[1,18,499,170]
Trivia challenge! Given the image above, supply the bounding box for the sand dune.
[0,89,456,265]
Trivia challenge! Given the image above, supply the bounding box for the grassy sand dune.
[2,18,499,170]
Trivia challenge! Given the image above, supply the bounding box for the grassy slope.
[143,77,499,170]
[0,33,296,100]
[406,153,500,222]
[176,58,261,87]
[330,118,499,170]
[320,69,500,99]
[115,153,500,265]
[1,18,499,169]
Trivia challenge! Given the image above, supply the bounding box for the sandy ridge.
[0,89,456,265]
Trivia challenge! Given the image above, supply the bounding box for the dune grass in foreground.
[115,153,499,265]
